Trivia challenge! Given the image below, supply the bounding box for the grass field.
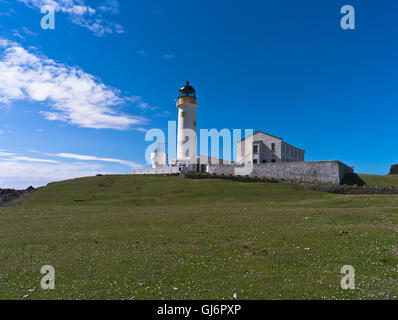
[357,174,398,188]
[1,174,398,300]
[343,173,398,188]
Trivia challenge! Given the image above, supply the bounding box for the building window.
[253,159,258,164]
[262,160,267,163]
[271,159,276,163]
[271,143,275,152]
[253,145,259,154]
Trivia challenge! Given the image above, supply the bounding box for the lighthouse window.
[193,120,196,127]
[253,145,258,153]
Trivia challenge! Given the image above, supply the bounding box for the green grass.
[343,173,398,188]
[358,174,398,188]
[1,175,398,300]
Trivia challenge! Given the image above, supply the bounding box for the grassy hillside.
[343,173,398,188]
[1,175,398,300]
[358,174,398,188]
[23,174,335,208]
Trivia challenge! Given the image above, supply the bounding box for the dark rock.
[389,164,398,175]
[0,187,36,207]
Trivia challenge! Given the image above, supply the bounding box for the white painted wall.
[177,101,198,162]
[237,131,305,164]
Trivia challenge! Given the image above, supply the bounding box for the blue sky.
[0,0,397,188]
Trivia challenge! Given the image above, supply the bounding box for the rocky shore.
[0,187,36,207]
[390,164,398,175]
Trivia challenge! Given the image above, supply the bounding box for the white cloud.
[17,0,124,36]
[6,156,59,163]
[0,39,148,130]
[30,150,142,167]
[0,161,108,189]
[48,152,141,167]
[134,127,147,133]
[0,149,143,189]
[0,150,59,163]
[0,150,15,157]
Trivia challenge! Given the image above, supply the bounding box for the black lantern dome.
[179,81,196,97]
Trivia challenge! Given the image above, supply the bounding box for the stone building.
[132,81,354,184]
[389,164,398,175]
[237,131,305,164]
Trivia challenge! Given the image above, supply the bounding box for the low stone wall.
[132,166,194,175]
[132,167,182,175]
[207,161,354,184]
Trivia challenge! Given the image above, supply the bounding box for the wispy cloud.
[7,156,59,163]
[17,0,125,36]
[137,50,149,58]
[0,5,15,17]
[0,149,143,189]
[30,150,142,167]
[128,96,158,111]
[133,127,147,133]
[10,27,38,41]
[21,26,38,36]
[161,53,176,60]
[11,29,25,40]
[0,38,149,130]
[98,0,120,14]
[48,152,141,167]
[0,149,58,163]
[0,160,107,189]
[0,150,15,157]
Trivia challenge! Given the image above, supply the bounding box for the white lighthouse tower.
[176,81,198,164]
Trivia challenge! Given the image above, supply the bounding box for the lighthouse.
[176,81,198,164]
